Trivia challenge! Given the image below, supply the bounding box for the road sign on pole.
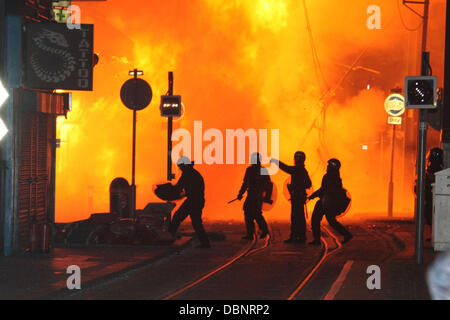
[384,93,405,218]
[120,77,152,111]
[405,76,437,109]
[413,52,432,265]
[160,95,182,117]
[165,72,176,181]
[385,94,405,117]
[388,116,402,125]
[120,69,152,216]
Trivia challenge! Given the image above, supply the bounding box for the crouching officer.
[308,158,352,245]
[271,151,312,243]
[237,153,271,240]
[169,156,211,248]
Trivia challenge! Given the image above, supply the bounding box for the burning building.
[56,0,446,223]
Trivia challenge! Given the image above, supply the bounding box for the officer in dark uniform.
[308,158,352,245]
[424,147,444,226]
[169,156,211,248]
[270,151,312,243]
[237,153,271,240]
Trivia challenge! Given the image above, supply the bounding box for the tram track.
[287,226,342,300]
[161,223,344,300]
[161,229,273,300]
[59,221,348,300]
[50,220,414,300]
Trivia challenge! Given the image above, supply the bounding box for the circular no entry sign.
[120,78,152,111]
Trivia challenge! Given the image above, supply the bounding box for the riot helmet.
[428,148,443,164]
[327,158,341,170]
[250,152,262,165]
[294,151,306,166]
[177,156,193,169]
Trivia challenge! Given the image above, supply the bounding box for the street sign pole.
[415,52,430,265]
[385,93,405,219]
[131,69,138,217]
[388,124,396,218]
[131,108,137,216]
[415,0,430,265]
[403,0,430,265]
[167,72,175,181]
[120,68,152,218]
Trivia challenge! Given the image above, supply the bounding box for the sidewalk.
[0,237,191,300]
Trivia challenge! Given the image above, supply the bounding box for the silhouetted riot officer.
[169,156,211,248]
[271,151,312,243]
[308,158,352,245]
[425,147,444,226]
[237,153,271,240]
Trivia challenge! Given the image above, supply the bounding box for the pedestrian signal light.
[129,70,143,76]
[160,95,182,117]
[404,76,437,109]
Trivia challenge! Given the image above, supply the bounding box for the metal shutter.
[18,112,52,250]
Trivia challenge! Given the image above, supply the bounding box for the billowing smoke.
[56,0,446,222]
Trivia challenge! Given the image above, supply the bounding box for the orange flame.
[55,0,446,222]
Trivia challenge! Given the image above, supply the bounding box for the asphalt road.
[59,218,432,300]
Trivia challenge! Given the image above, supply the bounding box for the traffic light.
[404,76,438,109]
[0,80,9,141]
[160,95,182,117]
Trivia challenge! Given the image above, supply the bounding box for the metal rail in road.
[161,230,272,300]
[162,224,342,301]
[287,226,342,300]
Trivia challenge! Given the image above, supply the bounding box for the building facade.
[0,0,82,255]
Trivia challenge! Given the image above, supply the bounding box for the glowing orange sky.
[55,0,446,222]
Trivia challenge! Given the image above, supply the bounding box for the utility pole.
[421,0,430,52]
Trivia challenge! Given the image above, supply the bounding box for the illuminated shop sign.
[23,22,94,91]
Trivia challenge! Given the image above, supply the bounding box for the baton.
[227,198,239,204]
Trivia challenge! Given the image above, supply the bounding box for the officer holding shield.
[169,156,211,248]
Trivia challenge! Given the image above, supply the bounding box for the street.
[46,219,432,300]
